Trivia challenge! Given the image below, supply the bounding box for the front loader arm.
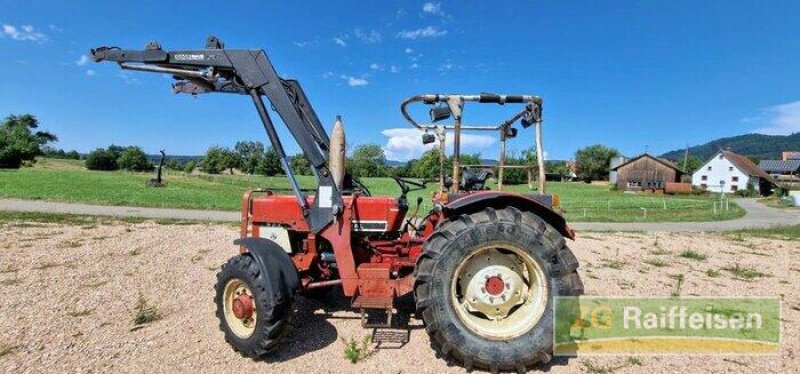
[90,36,341,233]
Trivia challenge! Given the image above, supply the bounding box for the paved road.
[1,198,797,232]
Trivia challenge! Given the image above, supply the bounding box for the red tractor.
[91,36,582,372]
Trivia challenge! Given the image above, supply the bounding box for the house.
[692,150,774,195]
[611,153,685,191]
[782,151,800,161]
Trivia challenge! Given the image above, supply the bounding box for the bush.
[117,147,153,172]
[201,147,225,174]
[183,160,196,174]
[85,148,119,171]
[290,154,312,175]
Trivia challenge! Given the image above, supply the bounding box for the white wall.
[691,152,750,193]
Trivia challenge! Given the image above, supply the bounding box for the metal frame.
[399,94,547,192]
[90,36,341,232]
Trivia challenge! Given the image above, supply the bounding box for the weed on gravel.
[723,263,770,280]
[643,258,667,268]
[132,293,161,326]
[679,250,707,261]
[601,259,628,270]
[670,274,685,297]
[342,334,372,364]
[68,308,96,317]
[706,269,721,278]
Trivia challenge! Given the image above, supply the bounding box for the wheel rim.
[223,279,257,339]
[451,244,548,340]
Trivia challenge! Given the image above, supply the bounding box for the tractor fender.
[233,237,300,302]
[443,191,575,240]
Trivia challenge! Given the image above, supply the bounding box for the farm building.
[759,159,800,187]
[782,151,800,161]
[611,153,685,191]
[692,150,774,195]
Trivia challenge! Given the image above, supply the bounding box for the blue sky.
[2,1,799,161]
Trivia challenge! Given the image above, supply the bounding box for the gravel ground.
[0,221,798,373]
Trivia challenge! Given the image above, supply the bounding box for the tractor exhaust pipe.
[329,115,346,190]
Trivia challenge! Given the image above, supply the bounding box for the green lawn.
[0,158,744,222]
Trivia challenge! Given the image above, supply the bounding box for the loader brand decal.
[174,53,205,61]
[554,297,780,355]
[351,220,388,232]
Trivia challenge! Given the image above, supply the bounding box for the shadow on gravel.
[261,295,339,362]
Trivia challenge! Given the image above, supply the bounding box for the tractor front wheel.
[214,254,295,358]
[414,207,583,372]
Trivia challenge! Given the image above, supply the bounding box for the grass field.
[0,158,745,222]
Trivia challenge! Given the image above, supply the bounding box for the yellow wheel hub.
[223,279,257,339]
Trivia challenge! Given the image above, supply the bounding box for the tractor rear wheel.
[214,254,295,358]
[414,207,583,373]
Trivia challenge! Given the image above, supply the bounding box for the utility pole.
[683,143,689,171]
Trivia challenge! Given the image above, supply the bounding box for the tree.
[165,158,182,170]
[201,146,226,174]
[499,148,537,185]
[681,156,704,173]
[0,114,57,168]
[118,146,153,172]
[289,154,312,175]
[349,143,387,177]
[412,148,447,179]
[220,148,242,175]
[184,160,197,174]
[259,147,283,176]
[545,160,570,178]
[85,148,119,171]
[575,144,620,181]
[65,150,81,160]
[234,141,265,175]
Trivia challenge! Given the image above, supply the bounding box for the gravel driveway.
[0,221,797,373]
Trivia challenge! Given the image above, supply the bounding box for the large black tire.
[214,254,296,358]
[414,207,583,373]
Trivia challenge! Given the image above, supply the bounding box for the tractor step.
[352,295,395,328]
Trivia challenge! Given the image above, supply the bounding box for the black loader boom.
[90,36,344,232]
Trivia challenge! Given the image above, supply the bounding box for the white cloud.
[404,47,414,54]
[410,63,419,69]
[389,65,400,73]
[340,75,369,87]
[353,29,381,43]
[752,100,800,135]
[76,55,89,66]
[86,70,96,76]
[293,41,313,48]
[370,63,382,71]
[422,2,445,16]
[333,37,347,47]
[397,26,447,39]
[48,24,63,33]
[1,24,47,42]
[438,62,454,71]
[381,128,495,161]
[321,71,335,78]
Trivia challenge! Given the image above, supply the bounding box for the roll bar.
[399,93,546,192]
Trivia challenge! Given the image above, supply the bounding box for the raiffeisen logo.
[554,297,781,355]
[623,306,763,330]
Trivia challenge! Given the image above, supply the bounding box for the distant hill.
[660,133,800,161]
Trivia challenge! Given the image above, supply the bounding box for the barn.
[611,153,685,192]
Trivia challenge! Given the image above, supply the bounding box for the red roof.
[720,151,774,182]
